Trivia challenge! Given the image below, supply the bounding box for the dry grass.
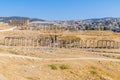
[0,29,120,80]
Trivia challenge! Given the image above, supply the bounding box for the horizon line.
[0,16,120,21]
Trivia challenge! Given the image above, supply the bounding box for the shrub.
[60,64,69,70]
[89,70,97,75]
[117,56,120,59]
[9,50,19,55]
[8,47,13,50]
[49,64,57,70]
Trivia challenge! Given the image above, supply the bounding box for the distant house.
[111,26,120,32]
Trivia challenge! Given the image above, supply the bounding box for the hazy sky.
[0,0,120,20]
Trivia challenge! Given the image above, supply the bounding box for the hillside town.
[1,17,120,32]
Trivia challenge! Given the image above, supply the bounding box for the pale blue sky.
[0,0,120,20]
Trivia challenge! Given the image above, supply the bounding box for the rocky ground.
[0,30,120,80]
[0,46,120,80]
[0,55,120,80]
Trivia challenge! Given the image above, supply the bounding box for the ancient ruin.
[4,35,120,49]
[0,19,118,50]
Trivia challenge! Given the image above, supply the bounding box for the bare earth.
[0,30,120,80]
[0,47,119,80]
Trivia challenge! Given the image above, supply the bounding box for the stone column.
[7,38,9,46]
[96,41,98,48]
[31,39,34,47]
[78,40,81,48]
[101,41,103,49]
[40,39,42,46]
[105,41,107,49]
[17,38,19,46]
[9,38,12,46]
[8,38,10,46]
[81,40,83,49]
[80,40,82,48]
[114,41,117,49]
[37,39,39,47]
[20,38,22,46]
[84,40,87,49]
[25,39,27,47]
[4,38,6,46]
[109,41,111,49]
[106,41,108,49]
[65,41,67,48]
[89,40,91,49]
[30,39,32,46]
[118,42,120,49]
[110,41,112,49]
[102,41,106,49]
[92,41,95,49]
[13,38,15,46]
[61,41,63,48]
[29,39,31,46]
[116,42,119,49]
[6,38,9,46]
[22,38,25,46]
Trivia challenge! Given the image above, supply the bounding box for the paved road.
[0,27,17,32]
[0,54,120,62]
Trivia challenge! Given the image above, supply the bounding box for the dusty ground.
[0,30,120,80]
[0,54,120,80]
[0,46,120,80]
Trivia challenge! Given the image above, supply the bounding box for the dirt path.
[0,54,120,62]
[0,27,17,32]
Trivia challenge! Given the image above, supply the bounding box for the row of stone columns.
[97,40,120,49]
[4,36,58,47]
[4,38,34,46]
[57,40,120,49]
[31,24,65,31]
[4,37,120,49]
[58,40,82,48]
[30,23,79,31]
